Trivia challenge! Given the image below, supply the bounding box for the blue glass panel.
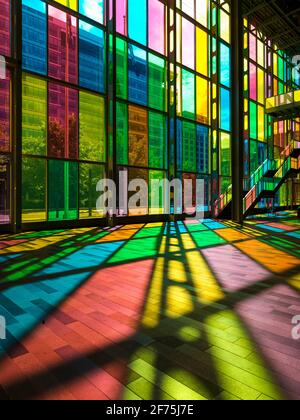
[220,87,231,132]
[176,119,183,171]
[128,0,147,45]
[196,125,209,174]
[220,42,231,88]
[128,44,147,106]
[258,141,267,165]
[79,21,105,93]
[22,0,47,75]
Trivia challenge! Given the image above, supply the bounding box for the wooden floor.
[0,215,299,400]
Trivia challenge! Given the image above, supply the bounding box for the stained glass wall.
[0,0,11,225]
[1,0,300,229]
[244,20,300,210]
[21,0,107,222]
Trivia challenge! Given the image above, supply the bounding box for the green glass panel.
[116,101,128,165]
[22,158,46,222]
[250,101,257,140]
[278,55,284,80]
[220,132,231,176]
[182,69,196,119]
[148,53,166,111]
[48,160,78,221]
[182,121,196,172]
[250,140,259,174]
[79,92,106,162]
[80,163,105,219]
[220,177,231,195]
[149,111,167,169]
[278,82,284,95]
[116,37,127,99]
[22,74,47,156]
[149,170,165,215]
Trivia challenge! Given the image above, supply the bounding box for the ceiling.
[242,0,300,57]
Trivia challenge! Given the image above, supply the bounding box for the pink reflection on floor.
[236,284,300,400]
[202,244,270,292]
[267,223,298,232]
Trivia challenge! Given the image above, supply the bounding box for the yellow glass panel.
[273,54,278,77]
[294,90,300,103]
[196,76,209,124]
[176,67,182,115]
[257,40,264,67]
[196,28,208,76]
[258,68,265,104]
[244,32,248,49]
[54,0,77,11]
[266,97,275,109]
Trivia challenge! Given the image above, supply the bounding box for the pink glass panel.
[48,6,78,84]
[116,0,127,36]
[149,0,165,55]
[0,70,10,152]
[0,155,10,224]
[182,17,195,70]
[48,83,78,159]
[249,34,257,62]
[0,0,10,57]
[249,63,257,101]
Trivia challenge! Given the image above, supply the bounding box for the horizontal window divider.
[42,0,107,32]
[21,155,107,166]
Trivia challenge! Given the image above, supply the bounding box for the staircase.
[213,140,300,219]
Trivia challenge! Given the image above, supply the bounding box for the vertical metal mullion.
[231,0,244,224]
[11,0,22,233]
[107,0,117,226]
[168,0,177,220]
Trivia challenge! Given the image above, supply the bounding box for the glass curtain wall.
[1,0,300,229]
[244,19,300,210]
[0,0,12,225]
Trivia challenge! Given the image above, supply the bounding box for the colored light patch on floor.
[202,245,270,292]
[235,240,300,274]
[286,231,300,240]
[236,284,300,400]
[0,272,92,355]
[214,228,250,243]
[260,236,300,259]
[0,220,299,400]
[97,228,139,242]
[190,231,227,248]
[0,254,23,264]
[203,221,227,230]
[134,227,164,239]
[267,223,298,232]
[33,242,125,277]
[257,225,285,233]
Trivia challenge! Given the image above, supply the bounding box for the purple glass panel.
[48,83,78,159]
[48,7,78,84]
